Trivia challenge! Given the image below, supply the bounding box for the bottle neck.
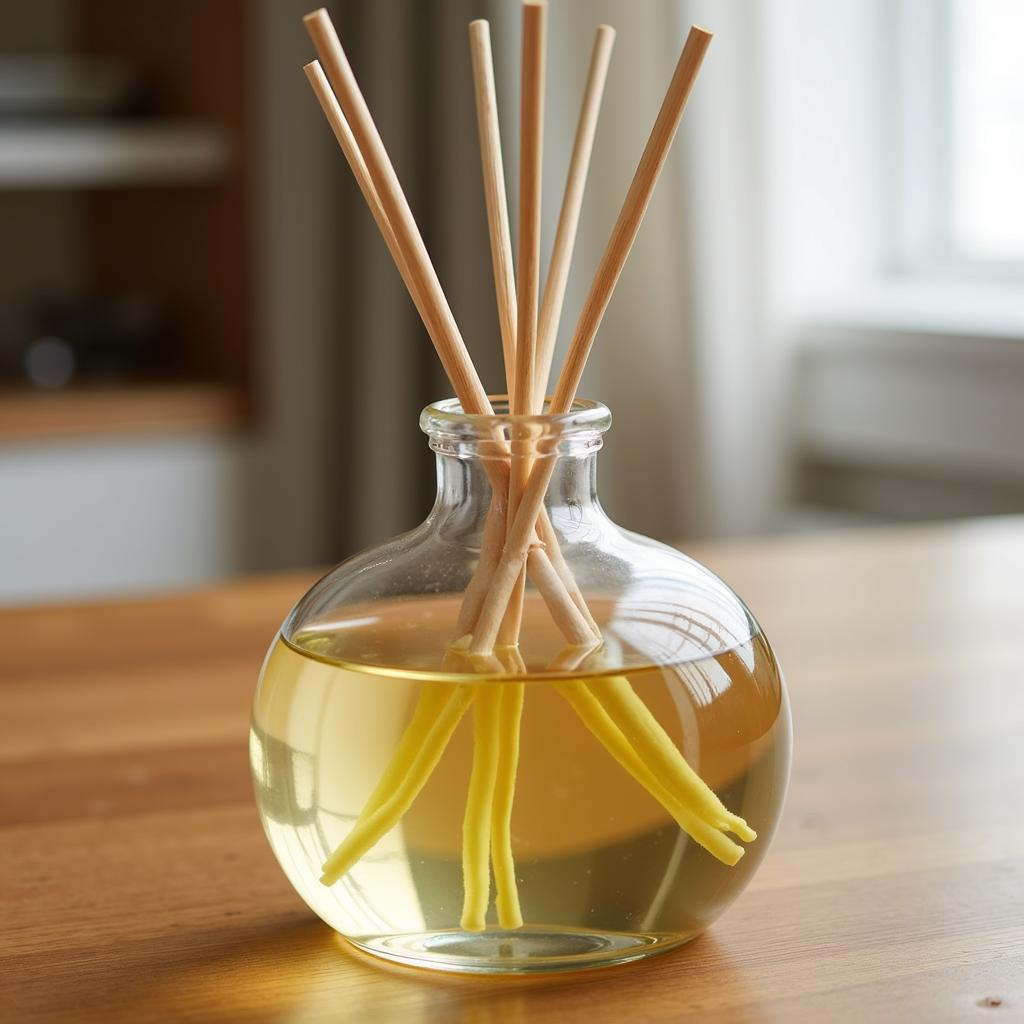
[420,397,612,539]
[431,449,604,529]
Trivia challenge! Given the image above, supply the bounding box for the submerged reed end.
[729,817,757,843]
[460,911,487,933]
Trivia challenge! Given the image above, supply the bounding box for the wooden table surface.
[2,518,1022,1022]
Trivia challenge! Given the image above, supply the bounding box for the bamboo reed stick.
[533,25,616,410]
[469,26,713,656]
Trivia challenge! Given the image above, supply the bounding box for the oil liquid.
[250,594,790,972]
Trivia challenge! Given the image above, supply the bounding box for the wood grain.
[2,520,1023,1022]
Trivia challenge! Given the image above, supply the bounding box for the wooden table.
[3,518,1022,1022]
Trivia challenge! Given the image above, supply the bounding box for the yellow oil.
[250,594,790,972]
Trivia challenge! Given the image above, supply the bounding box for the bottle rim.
[420,395,612,443]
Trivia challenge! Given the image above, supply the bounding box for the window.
[892,0,1024,274]
[949,0,1024,261]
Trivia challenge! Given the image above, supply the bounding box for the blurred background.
[1,0,1021,604]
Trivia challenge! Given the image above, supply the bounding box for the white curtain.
[535,0,779,539]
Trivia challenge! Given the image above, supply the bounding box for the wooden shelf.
[0,3,253,445]
[0,121,230,189]
[0,383,247,442]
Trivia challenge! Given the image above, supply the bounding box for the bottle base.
[347,926,700,974]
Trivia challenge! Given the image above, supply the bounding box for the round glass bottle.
[250,398,791,974]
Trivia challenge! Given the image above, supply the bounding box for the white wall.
[0,436,244,601]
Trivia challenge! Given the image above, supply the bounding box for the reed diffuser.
[250,2,791,974]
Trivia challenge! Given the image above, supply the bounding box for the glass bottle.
[250,398,791,974]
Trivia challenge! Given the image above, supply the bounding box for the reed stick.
[454,501,507,636]
[586,675,755,841]
[460,685,502,931]
[546,640,750,861]
[556,682,747,864]
[514,0,545,420]
[303,62,434,344]
[533,25,615,410]
[546,637,750,861]
[348,682,456,822]
[469,20,517,391]
[320,685,476,885]
[469,25,713,656]
[490,678,525,929]
[536,504,602,637]
[500,0,548,649]
[468,5,548,930]
[304,9,489,418]
[524,544,589,644]
[550,25,713,415]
